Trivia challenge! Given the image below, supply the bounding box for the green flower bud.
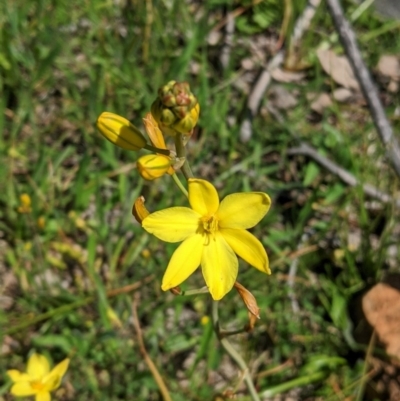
[97,112,147,151]
[151,81,200,136]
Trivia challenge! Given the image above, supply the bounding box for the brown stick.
[326,0,400,179]
[131,294,172,401]
[287,142,400,208]
[240,0,321,142]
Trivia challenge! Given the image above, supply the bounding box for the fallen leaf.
[333,88,353,103]
[268,85,298,110]
[310,93,332,114]
[271,67,306,83]
[377,55,400,81]
[317,48,360,90]
[363,283,400,359]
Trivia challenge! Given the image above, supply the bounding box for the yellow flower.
[96,112,147,151]
[142,179,271,300]
[7,353,70,401]
[17,193,32,214]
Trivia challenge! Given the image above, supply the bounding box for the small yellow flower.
[17,193,32,214]
[7,353,70,401]
[37,216,46,229]
[96,112,147,151]
[142,179,271,300]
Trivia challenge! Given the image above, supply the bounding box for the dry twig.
[326,0,400,179]
[240,0,321,142]
[287,142,400,208]
[132,294,172,401]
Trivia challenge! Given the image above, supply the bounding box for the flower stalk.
[174,133,194,179]
[212,301,261,401]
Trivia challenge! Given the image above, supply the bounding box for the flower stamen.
[201,215,219,234]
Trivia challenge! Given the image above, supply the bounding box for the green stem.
[144,143,171,156]
[211,301,261,401]
[178,286,209,296]
[261,372,326,398]
[174,133,194,180]
[171,173,188,197]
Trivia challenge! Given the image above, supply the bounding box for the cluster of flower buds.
[151,80,200,137]
[96,81,199,181]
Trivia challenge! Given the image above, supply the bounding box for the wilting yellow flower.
[137,154,172,180]
[17,193,32,214]
[151,81,200,136]
[132,196,150,224]
[7,353,70,401]
[137,113,175,180]
[96,112,146,151]
[143,113,168,150]
[142,179,271,300]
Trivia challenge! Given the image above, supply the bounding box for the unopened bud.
[97,112,147,151]
[137,154,172,181]
[151,81,200,136]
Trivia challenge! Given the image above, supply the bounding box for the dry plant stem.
[132,294,172,401]
[356,331,376,401]
[211,0,262,32]
[287,232,312,314]
[175,134,194,179]
[220,12,235,69]
[287,257,300,314]
[277,0,294,49]
[287,142,400,208]
[142,0,153,62]
[212,301,261,401]
[240,0,321,142]
[326,0,400,179]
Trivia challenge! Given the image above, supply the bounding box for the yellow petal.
[161,234,203,290]
[27,353,50,378]
[7,370,31,382]
[221,228,270,274]
[188,179,219,216]
[41,374,61,392]
[42,358,69,391]
[143,113,167,149]
[143,207,199,242]
[218,192,271,229]
[36,391,51,401]
[10,382,36,396]
[201,233,238,300]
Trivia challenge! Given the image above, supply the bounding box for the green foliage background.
[1,0,400,400]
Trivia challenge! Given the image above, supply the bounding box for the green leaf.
[303,162,320,186]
